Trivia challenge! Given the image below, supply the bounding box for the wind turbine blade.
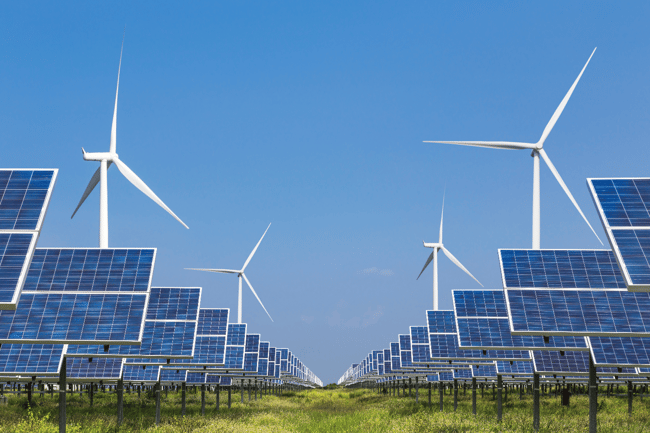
[537,48,596,147]
[424,141,536,150]
[241,223,271,272]
[417,252,434,280]
[439,193,445,244]
[241,273,273,322]
[185,268,239,274]
[110,34,125,155]
[71,162,113,219]
[539,149,603,245]
[441,247,483,287]
[112,158,189,229]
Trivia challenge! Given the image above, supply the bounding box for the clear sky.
[2,1,649,385]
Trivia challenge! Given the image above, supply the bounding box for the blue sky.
[2,1,649,384]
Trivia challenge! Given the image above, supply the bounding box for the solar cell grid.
[0,292,147,344]
[67,357,123,380]
[227,324,246,346]
[25,248,155,292]
[611,230,650,287]
[472,364,497,378]
[454,290,507,317]
[427,310,456,333]
[589,179,650,228]
[399,335,411,351]
[506,289,650,336]
[588,336,650,367]
[0,170,56,231]
[496,360,534,375]
[532,350,638,376]
[245,334,260,353]
[259,342,269,359]
[146,287,200,320]
[123,364,160,382]
[0,344,64,375]
[197,309,229,335]
[410,326,428,344]
[499,249,626,289]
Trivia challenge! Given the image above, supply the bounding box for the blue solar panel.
[67,358,123,380]
[225,346,244,369]
[0,344,64,375]
[244,353,258,372]
[206,375,232,385]
[427,310,456,333]
[186,372,207,384]
[454,368,472,379]
[453,291,508,317]
[410,326,428,344]
[439,371,454,381]
[25,248,155,292]
[67,287,199,359]
[146,287,200,320]
[610,230,650,288]
[160,368,186,383]
[197,309,229,335]
[588,336,650,368]
[533,350,637,376]
[495,360,533,376]
[589,179,650,228]
[123,364,160,382]
[227,324,246,346]
[0,233,37,308]
[499,249,626,289]
[245,334,260,353]
[0,170,57,231]
[506,289,650,336]
[0,292,147,344]
[589,178,650,291]
[472,364,497,378]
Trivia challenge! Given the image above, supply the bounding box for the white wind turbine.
[71,37,189,248]
[186,224,273,324]
[424,48,602,249]
[417,195,483,310]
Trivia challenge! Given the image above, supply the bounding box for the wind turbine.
[424,48,602,249]
[71,35,189,248]
[417,195,482,310]
[186,224,273,324]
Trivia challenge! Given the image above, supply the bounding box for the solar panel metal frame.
[0,343,67,377]
[587,336,650,368]
[66,357,125,383]
[0,232,39,309]
[588,178,650,291]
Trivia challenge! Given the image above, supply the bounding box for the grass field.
[1,384,649,432]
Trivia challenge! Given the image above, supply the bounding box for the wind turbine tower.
[71,36,189,247]
[417,195,483,310]
[425,48,602,249]
[187,224,274,324]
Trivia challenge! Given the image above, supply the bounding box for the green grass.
[0,385,649,432]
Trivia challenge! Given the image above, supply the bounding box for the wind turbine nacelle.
[83,151,117,162]
[423,242,441,249]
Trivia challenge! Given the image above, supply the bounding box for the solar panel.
[160,368,186,383]
[66,287,200,359]
[505,289,650,337]
[67,357,123,381]
[588,336,650,368]
[0,169,57,231]
[244,334,260,373]
[471,364,497,378]
[186,371,207,384]
[25,248,155,292]
[588,178,650,291]
[206,375,232,385]
[495,360,534,376]
[0,292,148,344]
[0,344,65,376]
[499,249,626,289]
[123,364,160,382]
[454,291,584,352]
[0,233,38,309]
[532,350,638,377]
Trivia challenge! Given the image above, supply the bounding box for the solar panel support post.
[241,382,244,403]
[408,378,412,398]
[439,382,444,412]
[90,382,94,406]
[181,382,186,416]
[155,380,161,426]
[27,381,32,406]
[472,377,477,415]
[59,356,66,433]
[453,379,458,411]
[589,356,597,433]
[497,374,503,422]
[533,373,539,431]
[117,378,123,426]
[216,384,220,410]
[248,379,251,402]
[628,381,633,416]
[201,384,205,416]
[228,386,231,408]
[428,383,431,408]
[415,377,419,403]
